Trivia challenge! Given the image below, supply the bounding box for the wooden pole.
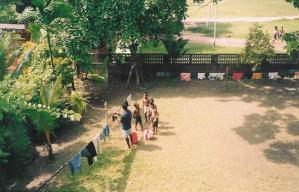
[225,65,229,90]
[104,101,108,124]
[126,64,135,88]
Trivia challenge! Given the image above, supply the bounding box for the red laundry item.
[180,73,191,81]
[233,72,243,81]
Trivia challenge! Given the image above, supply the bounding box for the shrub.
[241,23,275,71]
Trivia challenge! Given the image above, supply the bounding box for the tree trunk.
[134,55,140,86]
[136,55,145,84]
[44,129,54,160]
[46,31,55,74]
[126,64,135,88]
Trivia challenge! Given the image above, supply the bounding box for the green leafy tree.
[162,36,189,55]
[284,0,299,59]
[286,0,299,7]
[242,23,275,71]
[18,0,73,73]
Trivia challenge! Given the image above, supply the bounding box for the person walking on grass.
[115,101,133,149]
[133,102,144,131]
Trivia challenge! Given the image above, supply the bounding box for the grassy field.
[187,19,299,39]
[139,42,242,54]
[187,0,299,18]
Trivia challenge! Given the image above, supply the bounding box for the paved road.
[184,16,299,23]
[182,31,286,52]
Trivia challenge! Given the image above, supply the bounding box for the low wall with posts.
[90,53,299,81]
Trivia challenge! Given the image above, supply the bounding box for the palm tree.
[26,75,63,159]
[18,0,72,73]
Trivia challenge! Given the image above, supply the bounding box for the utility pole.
[207,2,212,26]
[213,1,217,47]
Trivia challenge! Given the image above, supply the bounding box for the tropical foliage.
[241,23,275,71]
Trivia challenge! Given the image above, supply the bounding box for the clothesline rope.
[34,99,114,192]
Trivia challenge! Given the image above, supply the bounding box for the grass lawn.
[139,42,242,54]
[187,19,299,39]
[187,0,299,18]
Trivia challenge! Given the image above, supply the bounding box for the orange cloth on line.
[295,72,299,79]
[251,73,262,80]
[180,73,191,81]
[232,72,243,81]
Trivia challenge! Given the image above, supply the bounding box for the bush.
[241,23,275,71]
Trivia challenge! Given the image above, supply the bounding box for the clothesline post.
[225,65,229,90]
[104,101,108,124]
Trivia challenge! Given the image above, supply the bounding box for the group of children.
[133,91,159,135]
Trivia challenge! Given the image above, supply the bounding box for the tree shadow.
[187,22,232,37]
[111,149,136,192]
[286,116,299,136]
[233,110,282,144]
[11,141,87,192]
[264,141,299,167]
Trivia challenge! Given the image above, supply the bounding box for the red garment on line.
[233,72,243,81]
[180,73,191,81]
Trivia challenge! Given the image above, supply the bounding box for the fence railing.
[90,53,299,65]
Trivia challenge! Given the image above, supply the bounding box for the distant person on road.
[273,26,279,43]
[279,26,285,40]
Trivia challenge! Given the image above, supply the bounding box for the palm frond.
[44,0,73,23]
[28,23,42,42]
[40,75,63,106]
[32,0,46,10]
[18,7,41,23]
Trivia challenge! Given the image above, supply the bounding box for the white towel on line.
[208,73,225,80]
[268,72,281,80]
[197,73,206,80]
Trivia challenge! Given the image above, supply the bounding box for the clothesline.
[34,94,133,192]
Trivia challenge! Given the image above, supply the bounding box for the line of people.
[114,91,159,149]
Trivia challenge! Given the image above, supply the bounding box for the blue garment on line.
[80,148,91,157]
[103,124,110,138]
[69,153,81,175]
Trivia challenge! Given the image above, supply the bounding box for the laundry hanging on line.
[197,73,206,80]
[180,73,191,81]
[68,153,81,175]
[232,72,243,81]
[268,72,281,80]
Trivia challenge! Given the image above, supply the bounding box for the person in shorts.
[142,92,150,122]
[150,103,159,135]
[133,102,144,131]
[115,101,133,149]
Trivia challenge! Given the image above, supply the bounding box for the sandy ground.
[12,80,299,192]
[123,80,299,192]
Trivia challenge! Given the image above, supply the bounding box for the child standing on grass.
[150,103,159,135]
[133,103,144,131]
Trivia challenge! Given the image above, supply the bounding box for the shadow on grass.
[46,147,136,192]
[111,149,136,192]
[188,22,232,37]
[264,141,299,167]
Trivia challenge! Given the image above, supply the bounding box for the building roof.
[0,24,26,30]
